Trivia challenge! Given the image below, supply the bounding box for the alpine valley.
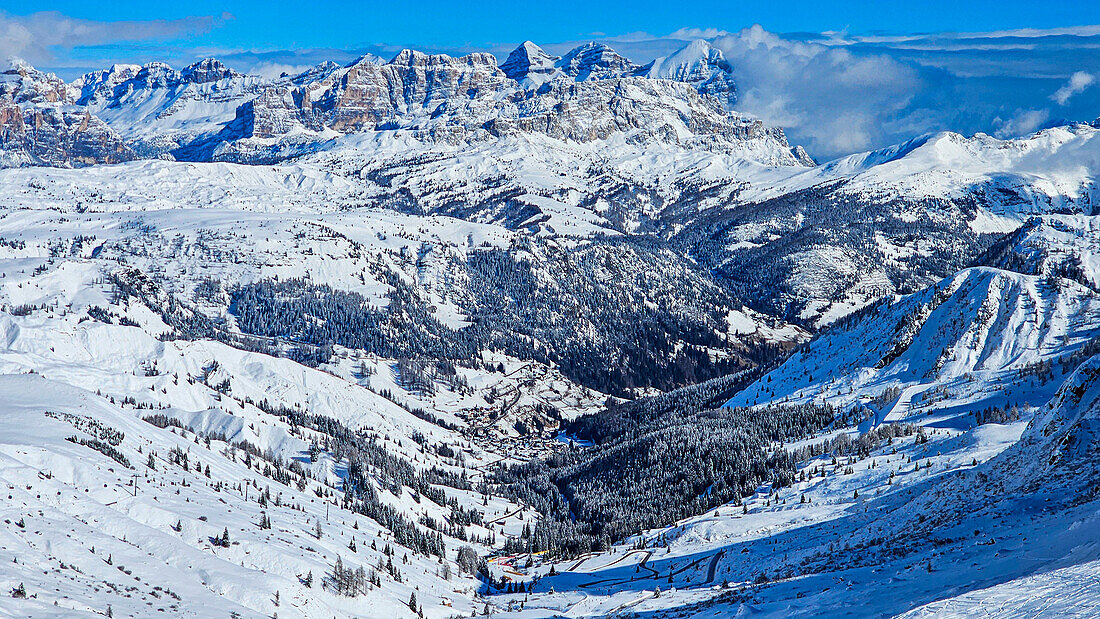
[1,36,1100,618]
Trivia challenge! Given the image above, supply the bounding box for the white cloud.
[667,27,730,40]
[993,108,1051,138]
[1051,71,1096,105]
[711,25,922,156]
[822,24,1100,45]
[249,62,317,80]
[0,10,225,68]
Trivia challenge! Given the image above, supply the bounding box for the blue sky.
[5,0,1098,52]
[2,2,1099,159]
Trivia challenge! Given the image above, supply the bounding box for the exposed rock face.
[233,87,309,139]
[0,41,801,169]
[499,41,560,88]
[180,58,240,84]
[0,62,133,167]
[1,61,73,105]
[0,104,134,167]
[495,78,762,148]
[556,42,639,81]
[315,50,509,132]
[213,49,511,146]
[223,45,790,161]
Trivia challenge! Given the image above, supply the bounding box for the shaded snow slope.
[727,265,1100,414]
[493,253,1100,617]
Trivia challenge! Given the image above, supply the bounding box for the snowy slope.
[746,125,1100,213]
[487,252,1100,617]
[980,213,1100,290]
[671,126,1100,328]
[3,36,1100,619]
[727,265,1100,415]
[0,225,585,616]
[0,373,492,618]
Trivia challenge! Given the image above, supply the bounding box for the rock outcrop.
[0,62,133,167]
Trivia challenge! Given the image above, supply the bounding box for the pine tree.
[408,591,417,612]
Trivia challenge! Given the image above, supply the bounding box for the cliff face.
[0,106,133,167]
[0,41,784,168]
[0,63,134,167]
[217,45,796,164]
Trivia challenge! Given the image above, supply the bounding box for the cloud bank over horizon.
[5,9,1099,161]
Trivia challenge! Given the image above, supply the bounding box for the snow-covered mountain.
[0,61,134,167]
[673,123,1100,326]
[638,39,738,107]
[0,40,752,168]
[72,58,270,158]
[497,217,1100,617]
[500,39,737,107]
[498,41,560,88]
[727,263,1100,413]
[2,35,1100,619]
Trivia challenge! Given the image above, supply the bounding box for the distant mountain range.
[0,40,776,167]
[2,32,1100,619]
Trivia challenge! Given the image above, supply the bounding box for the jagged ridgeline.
[228,237,792,396]
[3,39,812,167]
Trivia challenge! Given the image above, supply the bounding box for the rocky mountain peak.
[73,63,142,105]
[180,58,239,84]
[0,61,71,106]
[4,57,35,75]
[556,42,639,81]
[128,62,180,90]
[641,40,731,81]
[639,40,737,108]
[500,41,559,86]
